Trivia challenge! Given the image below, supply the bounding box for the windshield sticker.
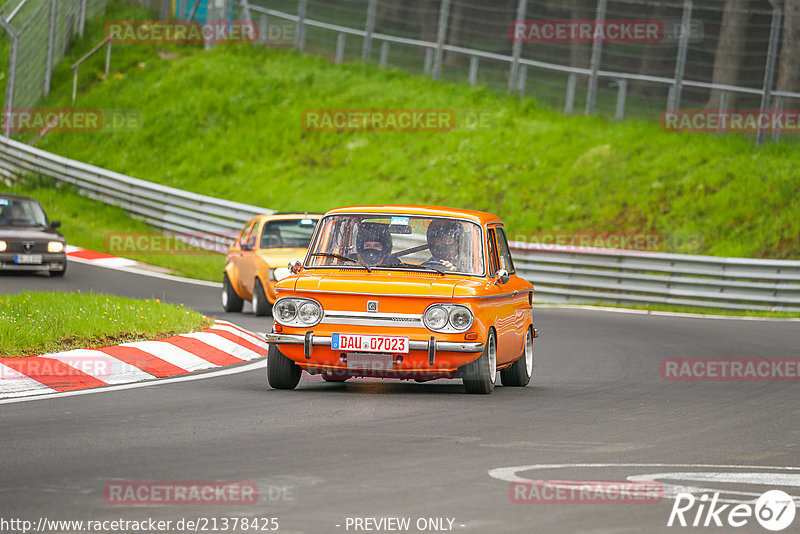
[390,216,410,226]
[0,199,8,206]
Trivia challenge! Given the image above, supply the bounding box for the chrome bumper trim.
[264,333,484,353]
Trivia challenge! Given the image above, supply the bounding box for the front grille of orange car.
[320,310,424,328]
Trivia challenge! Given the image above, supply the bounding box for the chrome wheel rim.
[222,283,228,308]
[488,333,497,383]
[524,329,533,377]
[252,285,259,312]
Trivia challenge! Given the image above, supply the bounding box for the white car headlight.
[273,298,323,327]
[424,304,473,333]
[423,306,449,331]
[48,241,64,253]
[274,299,298,323]
[0,240,6,252]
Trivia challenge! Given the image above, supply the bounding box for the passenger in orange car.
[353,222,400,266]
[423,219,463,271]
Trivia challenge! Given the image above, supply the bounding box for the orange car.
[222,213,320,315]
[264,205,538,394]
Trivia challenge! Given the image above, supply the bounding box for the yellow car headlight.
[48,241,64,253]
[0,240,6,252]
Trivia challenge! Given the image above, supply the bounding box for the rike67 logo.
[668,490,796,531]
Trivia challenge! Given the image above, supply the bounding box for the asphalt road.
[1,261,799,534]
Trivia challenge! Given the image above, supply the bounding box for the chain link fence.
[242,0,800,143]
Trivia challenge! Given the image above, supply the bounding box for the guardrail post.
[565,73,576,114]
[615,79,627,120]
[431,0,451,80]
[378,41,389,67]
[79,0,87,37]
[508,0,527,91]
[361,0,377,62]
[295,0,308,52]
[668,0,692,111]
[72,67,79,103]
[468,56,478,85]
[585,0,607,114]
[44,0,57,96]
[335,33,346,64]
[757,2,782,145]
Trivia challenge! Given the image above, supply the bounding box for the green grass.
[26,2,799,260]
[0,291,212,357]
[4,179,226,281]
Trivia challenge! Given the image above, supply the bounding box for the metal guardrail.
[0,136,798,312]
[0,136,271,247]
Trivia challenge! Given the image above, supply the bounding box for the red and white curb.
[65,245,140,269]
[0,320,267,399]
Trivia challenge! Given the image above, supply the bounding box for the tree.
[707,0,750,109]
[776,0,800,94]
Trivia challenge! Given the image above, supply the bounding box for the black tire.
[49,264,66,277]
[252,278,272,316]
[267,344,301,390]
[461,329,497,394]
[501,326,533,387]
[222,272,244,313]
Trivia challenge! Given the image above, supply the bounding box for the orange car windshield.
[260,218,318,249]
[306,214,485,276]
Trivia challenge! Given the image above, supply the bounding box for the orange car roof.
[253,213,322,222]
[323,205,502,226]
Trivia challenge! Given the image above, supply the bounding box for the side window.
[240,221,258,250]
[495,227,516,274]
[487,228,500,274]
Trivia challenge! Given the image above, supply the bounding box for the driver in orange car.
[423,219,463,272]
[353,221,400,266]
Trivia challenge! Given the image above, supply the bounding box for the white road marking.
[0,359,265,405]
[120,340,218,373]
[489,463,800,504]
[182,331,262,360]
[0,364,57,398]
[67,254,221,287]
[43,349,155,384]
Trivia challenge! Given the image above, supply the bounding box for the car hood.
[282,271,486,298]
[0,226,63,241]
[255,248,308,267]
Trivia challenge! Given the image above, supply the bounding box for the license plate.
[331,333,409,354]
[14,254,42,264]
[347,353,394,371]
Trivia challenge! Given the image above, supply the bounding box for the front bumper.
[265,332,484,366]
[0,252,66,271]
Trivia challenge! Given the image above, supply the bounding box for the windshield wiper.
[309,252,371,272]
[374,262,443,275]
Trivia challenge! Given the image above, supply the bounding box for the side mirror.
[495,269,509,285]
[52,220,61,229]
[289,259,302,274]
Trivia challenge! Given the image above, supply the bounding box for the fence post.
[772,96,783,142]
[295,0,308,52]
[431,0,451,80]
[508,0,527,91]
[423,47,433,74]
[379,41,389,67]
[44,0,57,96]
[241,0,252,22]
[668,0,692,111]
[335,33,346,64]
[160,0,170,21]
[517,65,527,95]
[717,91,729,134]
[361,0,377,61]
[105,40,112,77]
[468,56,478,85]
[1,31,17,138]
[757,2,782,145]
[79,0,87,37]
[565,73,576,114]
[615,79,627,120]
[259,14,268,44]
[188,0,201,22]
[585,0,607,114]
